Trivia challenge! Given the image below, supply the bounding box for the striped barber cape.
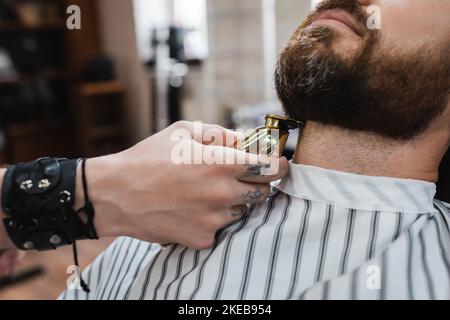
[60,163,450,300]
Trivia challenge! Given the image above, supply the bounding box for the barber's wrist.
[77,156,127,239]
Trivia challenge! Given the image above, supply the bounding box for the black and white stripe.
[212,205,255,299]
[339,209,356,275]
[263,194,292,299]
[238,192,280,299]
[314,205,334,282]
[59,163,450,300]
[286,200,311,299]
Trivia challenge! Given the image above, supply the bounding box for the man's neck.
[293,122,448,182]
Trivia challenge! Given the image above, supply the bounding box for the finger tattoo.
[243,163,271,177]
[242,186,264,203]
[231,206,248,218]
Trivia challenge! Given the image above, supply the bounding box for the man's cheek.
[377,2,433,48]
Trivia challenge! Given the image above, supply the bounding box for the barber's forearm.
[0,121,290,251]
[0,169,14,249]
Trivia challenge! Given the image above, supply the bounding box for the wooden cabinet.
[74,81,126,157]
[5,121,74,162]
[0,0,120,162]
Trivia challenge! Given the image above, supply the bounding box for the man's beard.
[275,0,450,140]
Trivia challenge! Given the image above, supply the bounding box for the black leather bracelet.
[2,158,97,251]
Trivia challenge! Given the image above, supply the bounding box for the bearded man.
[61,0,450,300]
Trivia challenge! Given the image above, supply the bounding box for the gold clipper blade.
[235,114,303,157]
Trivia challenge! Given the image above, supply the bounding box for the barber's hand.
[78,121,288,249]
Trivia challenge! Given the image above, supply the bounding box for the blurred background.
[0,0,448,299]
[0,0,314,300]
[0,0,317,166]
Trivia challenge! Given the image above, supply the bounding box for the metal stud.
[23,241,34,250]
[49,235,62,245]
[59,190,72,203]
[38,178,51,189]
[20,180,33,191]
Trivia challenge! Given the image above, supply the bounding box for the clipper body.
[236,115,303,156]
